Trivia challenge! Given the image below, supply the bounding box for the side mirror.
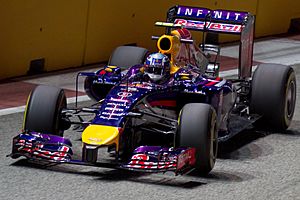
[206,63,220,77]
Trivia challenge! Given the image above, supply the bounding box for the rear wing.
[158,5,255,79]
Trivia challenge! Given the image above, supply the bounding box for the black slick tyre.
[23,85,67,136]
[176,103,218,176]
[250,64,296,131]
[108,46,148,68]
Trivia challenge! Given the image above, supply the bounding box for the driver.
[144,52,170,83]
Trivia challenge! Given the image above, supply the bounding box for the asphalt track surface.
[1,66,300,200]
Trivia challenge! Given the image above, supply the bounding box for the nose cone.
[82,125,120,148]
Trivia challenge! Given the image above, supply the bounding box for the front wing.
[8,131,196,175]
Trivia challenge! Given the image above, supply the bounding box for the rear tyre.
[108,46,148,68]
[176,103,218,176]
[250,64,296,130]
[24,85,67,136]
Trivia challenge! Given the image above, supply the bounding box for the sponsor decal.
[105,107,124,112]
[131,154,150,161]
[88,138,102,142]
[99,116,118,120]
[58,146,70,152]
[120,87,138,92]
[119,83,153,90]
[177,148,196,170]
[117,92,133,98]
[205,77,222,86]
[107,102,126,107]
[109,97,128,103]
[174,19,242,33]
[126,161,177,169]
[176,6,248,23]
[101,91,133,120]
[101,112,123,117]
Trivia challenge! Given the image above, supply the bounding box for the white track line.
[219,65,257,77]
[0,67,256,116]
[66,95,91,104]
[219,69,238,77]
[0,95,90,116]
[0,105,26,116]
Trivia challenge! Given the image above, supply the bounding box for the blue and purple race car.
[8,5,296,176]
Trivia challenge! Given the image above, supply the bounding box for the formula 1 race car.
[8,5,296,176]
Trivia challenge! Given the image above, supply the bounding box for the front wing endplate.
[122,146,196,175]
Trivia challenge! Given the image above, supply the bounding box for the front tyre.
[24,85,67,136]
[176,103,218,176]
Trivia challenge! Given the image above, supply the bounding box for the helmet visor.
[146,65,164,75]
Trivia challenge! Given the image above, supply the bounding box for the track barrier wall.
[0,0,299,79]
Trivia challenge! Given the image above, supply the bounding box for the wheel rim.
[285,79,296,120]
[56,92,66,136]
[210,112,218,167]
